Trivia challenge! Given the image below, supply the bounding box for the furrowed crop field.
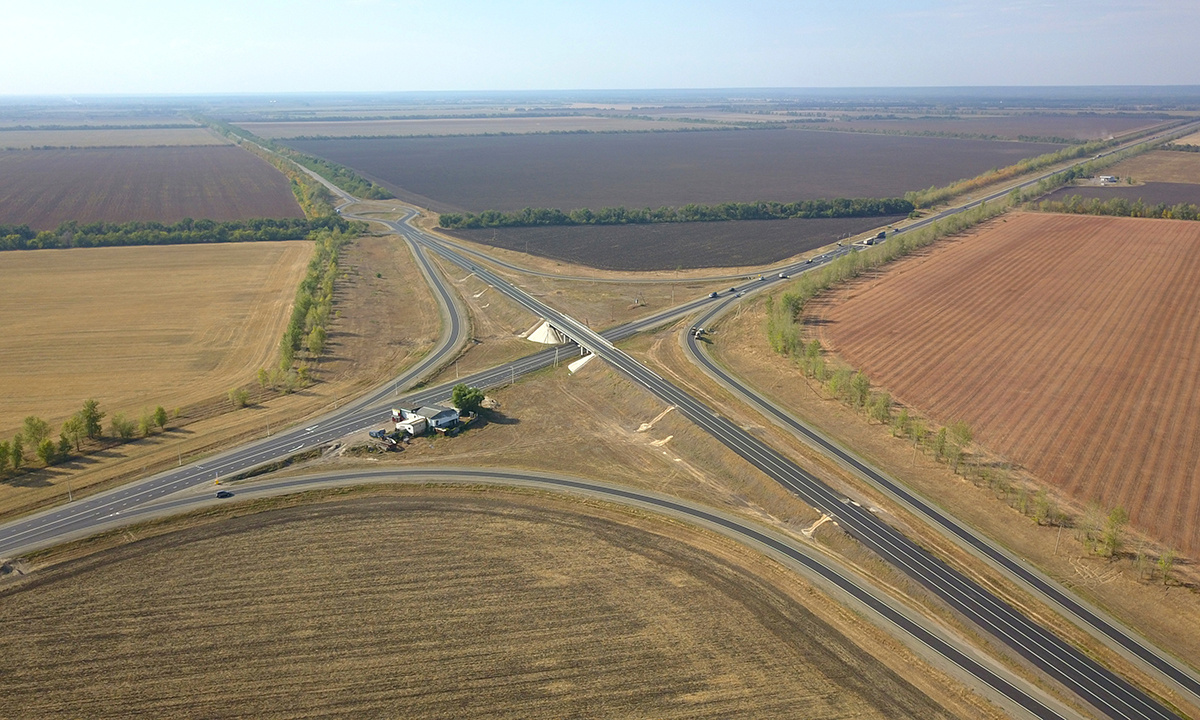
[447,216,903,270]
[1041,181,1200,207]
[824,113,1164,140]
[0,494,969,719]
[0,146,304,229]
[238,115,711,138]
[0,126,224,149]
[810,212,1200,554]
[286,130,1059,213]
[0,242,311,437]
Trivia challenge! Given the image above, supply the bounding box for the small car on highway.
[216,490,234,499]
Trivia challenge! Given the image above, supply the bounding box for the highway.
[51,465,1083,720]
[5,122,1198,718]
[684,292,1200,711]
[391,218,1181,720]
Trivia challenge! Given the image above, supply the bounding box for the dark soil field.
[810,212,1200,556]
[286,130,1059,213]
[0,493,968,719]
[1041,181,1200,206]
[827,113,1164,141]
[0,146,304,229]
[447,216,903,270]
[238,115,709,138]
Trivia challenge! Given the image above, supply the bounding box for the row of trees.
[438,197,915,230]
[904,138,1118,209]
[195,116,393,201]
[1037,194,1200,221]
[0,216,353,252]
[0,400,169,476]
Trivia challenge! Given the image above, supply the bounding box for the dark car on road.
[216,490,234,499]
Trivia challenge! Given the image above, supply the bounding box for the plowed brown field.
[0,146,304,229]
[812,212,1200,555]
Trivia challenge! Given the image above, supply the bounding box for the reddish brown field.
[448,215,902,270]
[286,130,1058,213]
[811,212,1200,555]
[0,146,303,229]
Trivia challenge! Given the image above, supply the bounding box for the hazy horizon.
[3,1,1196,95]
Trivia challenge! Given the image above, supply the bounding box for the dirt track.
[812,212,1200,555]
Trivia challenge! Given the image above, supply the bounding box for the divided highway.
[684,294,1200,711]
[396,218,1180,720]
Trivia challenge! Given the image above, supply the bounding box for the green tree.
[850,372,871,408]
[257,368,270,388]
[138,410,155,437]
[1158,548,1177,585]
[36,438,57,466]
[57,432,72,461]
[110,414,136,440]
[154,406,168,432]
[869,392,891,424]
[949,420,974,449]
[80,399,104,439]
[451,384,485,414]
[11,435,23,471]
[22,416,51,449]
[0,440,9,474]
[307,325,327,356]
[228,388,250,408]
[61,415,84,451]
[932,427,947,461]
[1100,506,1129,558]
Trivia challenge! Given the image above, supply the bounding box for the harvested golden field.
[0,242,311,437]
[0,126,224,149]
[811,213,1200,555]
[1108,149,1200,184]
[0,493,969,719]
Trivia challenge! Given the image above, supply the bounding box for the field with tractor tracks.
[811,212,1200,555]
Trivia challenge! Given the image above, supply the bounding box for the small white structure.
[527,319,565,345]
[1099,175,1118,183]
[568,353,596,374]
[392,405,460,434]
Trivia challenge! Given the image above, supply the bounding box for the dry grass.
[0,243,311,436]
[0,127,225,149]
[0,491,989,719]
[0,232,442,521]
[1108,149,1200,184]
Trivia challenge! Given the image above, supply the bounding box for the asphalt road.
[5,122,1197,718]
[50,466,1082,720]
[399,221,1180,720]
[684,290,1200,711]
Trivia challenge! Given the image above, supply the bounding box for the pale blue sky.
[2,0,1196,94]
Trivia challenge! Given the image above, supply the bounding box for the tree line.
[1037,194,1200,221]
[0,216,354,252]
[438,197,914,229]
[0,400,170,477]
[195,116,393,201]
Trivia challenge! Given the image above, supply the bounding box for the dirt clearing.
[0,492,984,719]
